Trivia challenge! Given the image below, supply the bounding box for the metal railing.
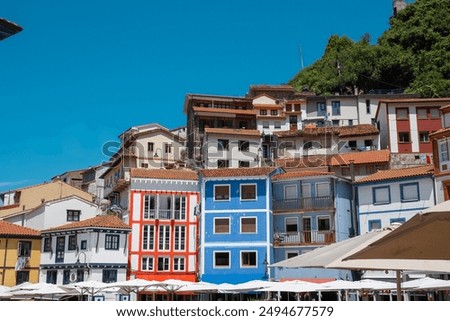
[274,230,335,246]
[273,196,333,212]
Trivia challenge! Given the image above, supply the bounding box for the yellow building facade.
[0,221,41,286]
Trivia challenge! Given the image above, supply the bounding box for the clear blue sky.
[0,0,411,191]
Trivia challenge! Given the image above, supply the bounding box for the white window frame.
[214,184,231,202]
[213,217,230,234]
[213,251,231,269]
[240,250,257,268]
[173,257,185,271]
[240,216,257,234]
[174,226,186,251]
[284,184,298,200]
[158,225,171,251]
[141,256,154,271]
[142,225,155,250]
[240,183,257,201]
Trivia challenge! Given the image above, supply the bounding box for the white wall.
[5,197,98,230]
[357,177,435,234]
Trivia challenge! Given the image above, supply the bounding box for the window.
[373,186,391,205]
[80,240,87,250]
[317,102,326,116]
[77,269,84,282]
[366,99,371,114]
[318,217,331,231]
[141,163,148,168]
[105,234,120,250]
[173,257,185,271]
[46,270,57,285]
[43,237,52,252]
[214,252,230,268]
[396,108,409,120]
[419,131,430,143]
[286,251,299,259]
[218,139,229,151]
[284,185,298,199]
[102,269,117,283]
[17,241,31,257]
[332,120,340,126]
[214,218,230,234]
[240,184,256,200]
[417,108,428,119]
[217,159,229,168]
[263,121,269,129]
[158,225,170,250]
[241,217,256,233]
[368,220,382,231]
[144,195,156,219]
[401,183,419,202]
[430,108,440,119]
[67,210,81,221]
[289,115,297,124]
[239,161,250,168]
[390,217,406,225]
[241,251,257,267]
[316,182,330,197]
[214,185,230,201]
[174,195,186,220]
[238,140,250,152]
[398,132,410,143]
[440,140,450,162]
[63,270,71,285]
[174,226,185,251]
[331,101,340,115]
[260,109,267,115]
[164,143,172,154]
[147,142,154,152]
[141,257,154,271]
[285,217,298,232]
[274,121,281,129]
[239,121,248,129]
[157,257,170,271]
[348,119,353,126]
[302,184,311,198]
[68,235,77,251]
[270,110,278,116]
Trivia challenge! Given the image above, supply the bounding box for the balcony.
[273,196,333,213]
[274,230,335,246]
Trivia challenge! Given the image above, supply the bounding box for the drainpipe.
[350,160,358,237]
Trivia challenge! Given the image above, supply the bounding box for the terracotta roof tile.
[0,221,40,237]
[273,171,334,181]
[357,165,434,184]
[200,167,276,178]
[204,128,261,137]
[130,168,198,181]
[275,150,390,169]
[274,124,378,138]
[42,215,131,233]
[337,124,379,138]
[330,150,391,166]
[192,106,257,116]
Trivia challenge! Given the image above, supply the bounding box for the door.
[302,217,312,244]
[55,236,65,263]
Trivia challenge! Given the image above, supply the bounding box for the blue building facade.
[270,171,354,281]
[199,167,281,284]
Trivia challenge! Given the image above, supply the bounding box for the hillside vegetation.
[289,0,450,97]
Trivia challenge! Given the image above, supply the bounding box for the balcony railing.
[274,230,335,246]
[273,196,333,212]
[143,209,186,220]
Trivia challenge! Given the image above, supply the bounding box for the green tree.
[290,0,450,97]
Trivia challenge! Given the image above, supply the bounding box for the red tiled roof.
[0,221,40,237]
[330,150,391,166]
[275,150,391,169]
[200,167,276,178]
[357,165,434,183]
[192,106,257,116]
[274,124,378,138]
[204,128,261,137]
[273,171,334,181]
[42,215,131,233]
[337,124,379,138]
[429,127,450,138]
[131,168,198,181]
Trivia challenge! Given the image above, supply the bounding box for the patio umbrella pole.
[396,270,402,301]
